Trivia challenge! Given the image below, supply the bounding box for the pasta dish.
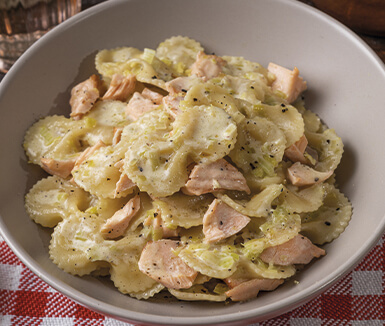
[23,36,352,302]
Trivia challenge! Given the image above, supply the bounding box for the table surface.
[1,1,385,325]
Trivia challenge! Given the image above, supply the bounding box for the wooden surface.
[301,0,385,63]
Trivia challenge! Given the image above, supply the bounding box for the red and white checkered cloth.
[1,234,384,325]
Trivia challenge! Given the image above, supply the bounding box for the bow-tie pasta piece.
[49,211,109,276]
[24,115,90,167]
[177,243,240,279]
[72,144,134,199]
[305,128,344,173]
[123,105,237,198]
[221,55,272,83]
[229,116,286,186]
[25,175,91,227]
[170,104,238,164]
[83,99,129,139]
[215,184,284,219]
[105,233,165,299]
[156,36,204,77]
[300,183,352,245]
[153,193,214,229]
[278,184,325,214]
[96,45,174,90]
[235,257,296,280]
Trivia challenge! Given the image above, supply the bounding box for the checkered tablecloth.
[1,232,384,326]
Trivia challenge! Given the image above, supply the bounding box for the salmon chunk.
[285,135,318,165]
[268,63,307,103]
[141,88,164,105]
[125,91,161,121]
[40,157,76,179]
[287,162,333,187]
[190,51,226,81]
[102,74,136,101]
[183,159,250,196]
[260,234,325,266]
[112,127,123,146]
[165,76,201,96]
[164,76,198,117]
[114,173,136,198]
[224,276,250,289]
[138,239,197,289]
[114,160,124,172]
[284,134,308,164]
[203,199,250,243]
[101,195,140,239]
[225,278,284,302]
[70,74,101,120]
[162,94,182,118]
[73,140,106,171]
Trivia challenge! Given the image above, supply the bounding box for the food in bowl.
[23,36,352,302]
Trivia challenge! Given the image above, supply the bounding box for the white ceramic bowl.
[1,0,385,325]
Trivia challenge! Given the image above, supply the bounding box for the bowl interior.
[1,0,385,325]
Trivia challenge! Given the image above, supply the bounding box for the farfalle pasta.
[24,36,352,302]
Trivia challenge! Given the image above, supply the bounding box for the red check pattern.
[1,233,384,326]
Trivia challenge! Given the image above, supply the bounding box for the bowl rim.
[1,0,385,324]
